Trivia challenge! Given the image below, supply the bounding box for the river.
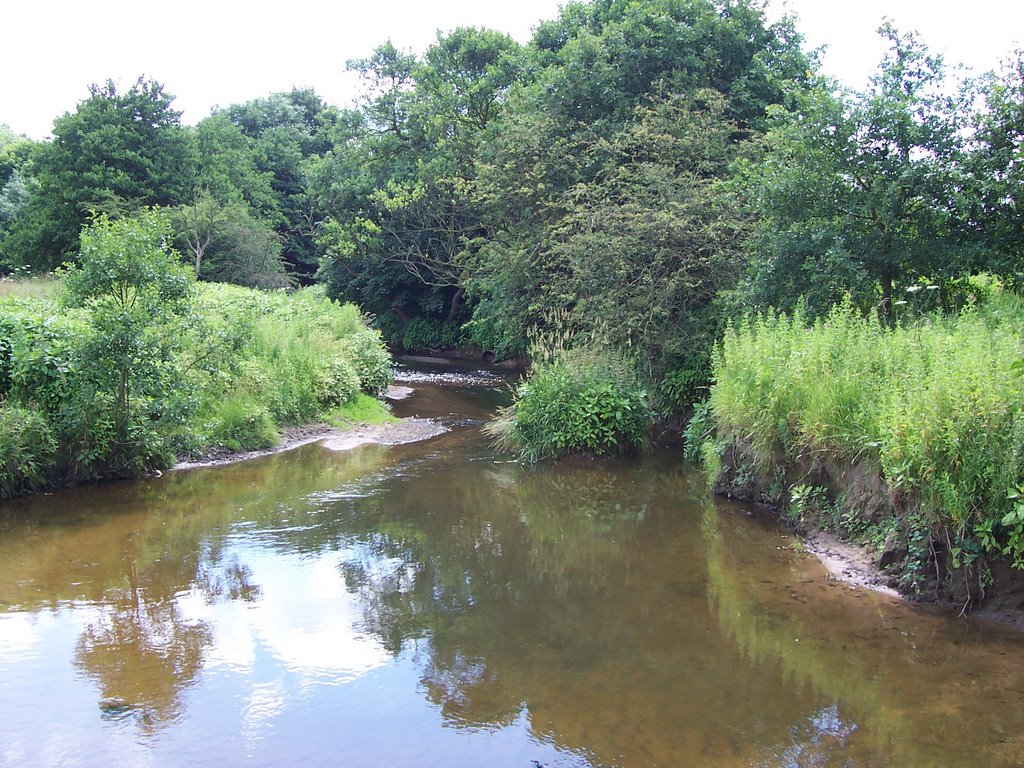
[1,364,1023,767]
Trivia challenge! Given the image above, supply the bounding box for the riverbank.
[730,475,1024,631]
[174,418,448,470]
[702,300,1024,619]
[0,274,393,499]
[174,385,446,470]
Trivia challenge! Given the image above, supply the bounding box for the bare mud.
[801,530,899,598]
[174,384,445,471]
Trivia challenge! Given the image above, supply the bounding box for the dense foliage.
[487,340,651,462]
[0,211,391,497]
[1,0,1023,488]
[702,295,1024,584]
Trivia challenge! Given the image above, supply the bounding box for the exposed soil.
[714,438,1024,627]
[175,418,446,471]
[801,530,899,598]
[174,385,445,471]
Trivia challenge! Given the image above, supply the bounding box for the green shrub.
[314,355,361,408]
[657,352,711,417]
[207,393,279,452]
[395,316,467,352]
[0,272,392,496]
[0,403,57,498]
[683,400,714,463]
[488,344,651,462]
[339,329,393,396]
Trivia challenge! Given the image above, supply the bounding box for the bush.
[488,344,651,462]
[0,403,57,498]
[207,392,279,452]
[339,329,393,396]
[0,271,393,496]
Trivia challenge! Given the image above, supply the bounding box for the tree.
[464,0,810,356]
[218,88,339,278]
[1,78,193,270]
[190,114,278,218]
[61,210,194,476]
[968,51,1024,282]
[316,30,524,345]
[170,192,290,289]
[0,127,35,258]
[738,25,968,322]
[171,191,224,277]
[470,91,748,367]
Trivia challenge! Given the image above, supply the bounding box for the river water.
[2,365,1023,767]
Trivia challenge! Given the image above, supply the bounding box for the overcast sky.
[2,1,1022,140]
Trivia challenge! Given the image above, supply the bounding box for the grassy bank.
[1,269,392,498]
[700,297,1024,598]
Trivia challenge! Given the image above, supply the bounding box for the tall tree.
[465,0,809,355]
[967,51,1024,283]
[0,126,36,259]
[737,25,968,322]
[1,78,193,270]
[218,88,339,278]
[316,29,524,345]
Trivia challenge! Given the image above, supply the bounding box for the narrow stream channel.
[1,364,1023,767]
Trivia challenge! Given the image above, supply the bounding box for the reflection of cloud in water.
[181,548,389,685]
[754,704,860,767]
[0,612,47,663]
[242,680,288,749]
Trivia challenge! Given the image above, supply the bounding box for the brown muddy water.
[2,364,1024,768]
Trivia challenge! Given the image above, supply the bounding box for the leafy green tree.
[471,91,747,369]
[170,192,290,289]
[967,51,1024,282]
[316,30,524,345]
[737,25,968,322]
[190,114,278,218]
[0,128,36,258]
[2,79,193,270]
[218,88,339,278]
[465,0,809,357]
[61,210,194,477]
[199,208,291,289]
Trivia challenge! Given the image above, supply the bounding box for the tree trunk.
[444,286,465,325]
[880,263,894,328]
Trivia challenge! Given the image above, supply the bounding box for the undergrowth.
[486,318,652,462]
[705,296,1024,570]
[0,276,393,496]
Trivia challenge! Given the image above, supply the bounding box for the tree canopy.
[2,78,193,270]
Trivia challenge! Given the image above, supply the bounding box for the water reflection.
[74,593,211,732]
[1,378,1024,767]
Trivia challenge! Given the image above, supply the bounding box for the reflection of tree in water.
[3,440,394,736]
[339,458,670,655]
[74,592,211,734]
[195,547,262,603]
[73,546,262,734]
[339,457,825,765]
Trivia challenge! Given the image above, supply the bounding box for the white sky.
[2,1,1023,141]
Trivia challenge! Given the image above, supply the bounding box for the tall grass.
[187,283,392,450]
[0,274,58,300]
[708,297,1024,559]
